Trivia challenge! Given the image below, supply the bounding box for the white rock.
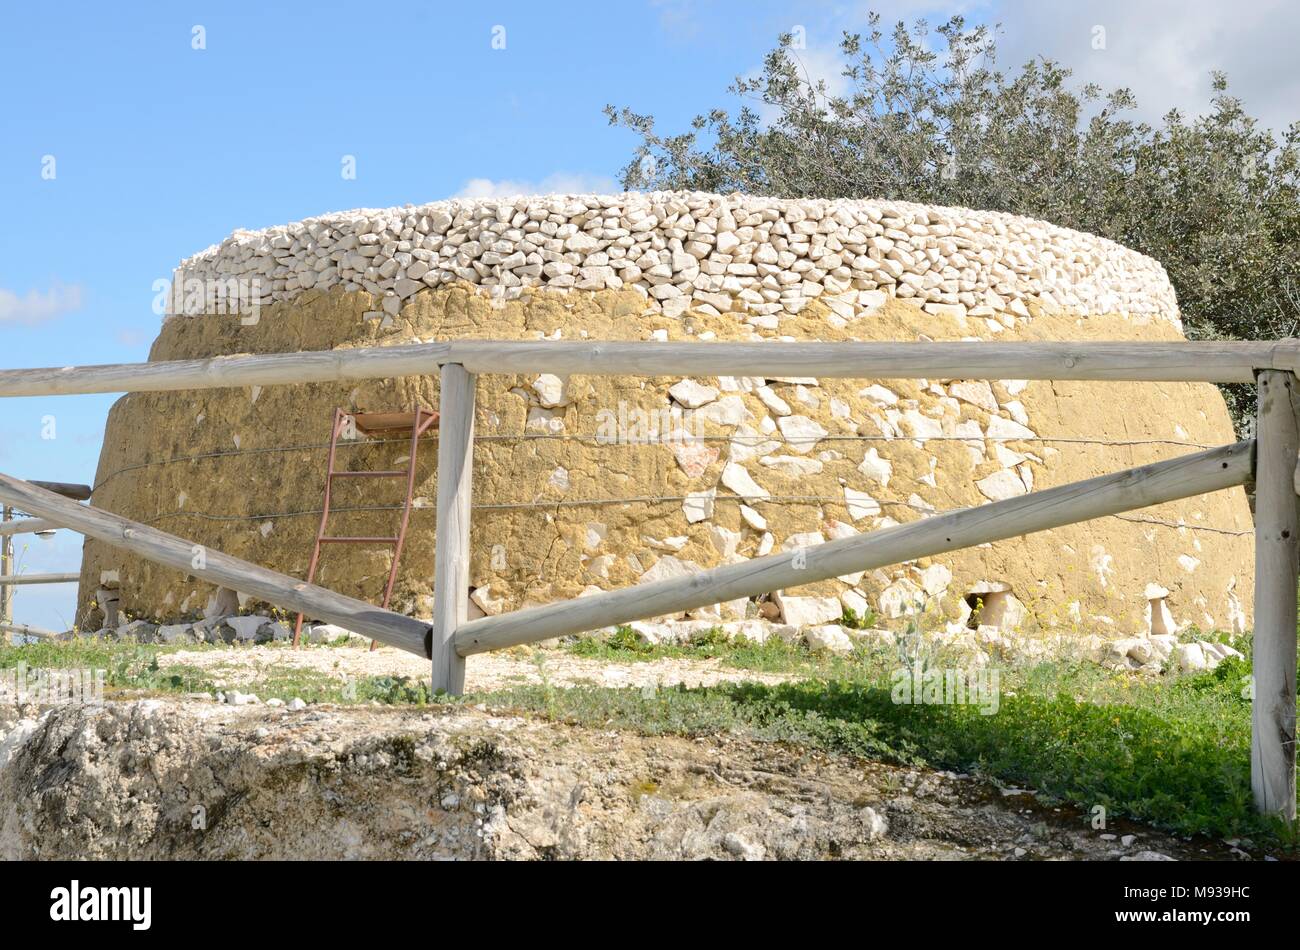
[1003,400,1030,426]
[759,454,823,477]
[721,462,769,500]
[919,564,952,597]
[584,522,607,551]
[805,624,854,654]
[844,487,881,521]
[471,585,508,616]
[668,379,718,409]
[859,384,898,407]
[949,380,998,413]
[1174,642,1208,673]
[698,394,750,426]
[773,591,842,626]
[739,504,768,531]
[722,832,766,860]
[879,580,924,619]
[776,415,828,454]
[840,588,871,618]
[729,423,779,463]
[899,409,942,441]
[857,447,892,487]
[976,469,1027,501]
[708,524,743,562]
[860,807,889,839]
[985,415,1036,440]
[683,488,716,523]
[640,555,702,585]
[756,386,792,416]
[532,374,570,408]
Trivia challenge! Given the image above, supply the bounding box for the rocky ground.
[94,611,1248,679]
[152,640,796,693]
[0,697,1233,861]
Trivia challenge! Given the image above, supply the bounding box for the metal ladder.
[292,405,439,648]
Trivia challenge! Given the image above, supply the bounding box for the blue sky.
[2,0,1293,630]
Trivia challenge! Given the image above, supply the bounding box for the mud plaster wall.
[79,194,1253,637]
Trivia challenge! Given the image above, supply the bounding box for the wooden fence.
[0,483,91,634]
[0,339,1294,819]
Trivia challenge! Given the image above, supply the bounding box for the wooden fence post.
[1252,370,1299,819]
[431,363,476,695]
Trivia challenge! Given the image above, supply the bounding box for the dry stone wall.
[80,193,1253,644]
[170,191,1178,326]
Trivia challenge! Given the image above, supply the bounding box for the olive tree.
[606,13,1300,422]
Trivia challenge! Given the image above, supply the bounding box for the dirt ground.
[0,697,1240,861]
[154,641,796,692]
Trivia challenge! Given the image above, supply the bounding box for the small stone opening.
[1148,597,1174,636]
[964,582,1016,630]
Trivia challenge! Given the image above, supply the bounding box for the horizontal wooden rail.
[456,440,1254,655]
[0,517,61,538]
[0,573,79,586]
[2,340,1299,397]
[0,620,59,639]
[0,473,431,657]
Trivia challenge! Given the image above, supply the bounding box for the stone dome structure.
[79,192,1253,638]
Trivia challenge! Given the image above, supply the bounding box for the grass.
[542,628,1284,841]
[1,630,1295,847]
[0,637,438,706]
[566,623,897,677]
[488,657,1282,843]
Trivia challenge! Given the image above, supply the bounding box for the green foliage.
[358,675,434,706]
[840,605,878,630]
[493,654,1292,843]
[607,12,1300,424]
[0,639,219,695]
[565,626,883,675]
[5,635,1294,845]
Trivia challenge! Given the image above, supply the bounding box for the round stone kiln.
[78,192,1253,637]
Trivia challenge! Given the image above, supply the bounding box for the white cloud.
[453,172,620,199]
[649,0,702,41]
[115,327,149,347]
[807,1,1299,132]
[989,0,1300,131]
[0,283,83,326]
[733,2,1297,137]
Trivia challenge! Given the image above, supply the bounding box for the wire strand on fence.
[72,425,1252,539]
[90,431,1221,493]
[127,498,1251,537]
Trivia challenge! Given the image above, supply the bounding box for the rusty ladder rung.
[330,470,410,478]
[318,536,399,544]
